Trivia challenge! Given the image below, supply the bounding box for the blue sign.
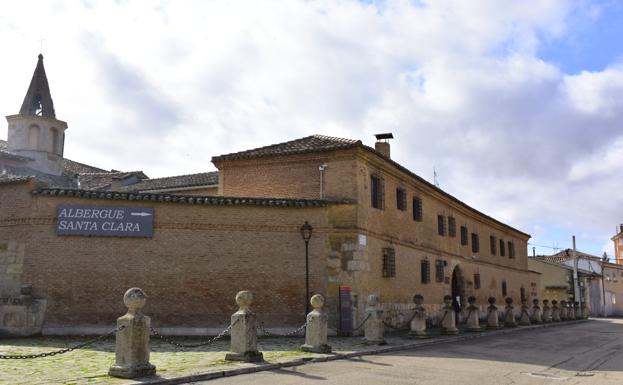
[56,204,154,238]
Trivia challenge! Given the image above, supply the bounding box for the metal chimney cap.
[374,133,394,141]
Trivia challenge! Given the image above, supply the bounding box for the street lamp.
[300,221,313,317]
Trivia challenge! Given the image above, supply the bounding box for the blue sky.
[0,0,621,258]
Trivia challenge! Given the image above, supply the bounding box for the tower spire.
[19,54,56,118]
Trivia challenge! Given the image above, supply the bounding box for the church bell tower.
[6,54,68,175]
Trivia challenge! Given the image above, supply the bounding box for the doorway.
[451,265,465,313]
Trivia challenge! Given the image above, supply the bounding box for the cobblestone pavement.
[0,322,587,385]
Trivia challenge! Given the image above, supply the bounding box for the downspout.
[319,164,327,199]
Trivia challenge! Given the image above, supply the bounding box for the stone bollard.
[486,297,501,329]
[574,302,582,319]
[542,299,552,323]
[363,294,386,345]
[530,299,542,324]
[518,299,531,326]
[301,294,331,353]
[408,294,430,338]
[108,288,156,379]
[225,291,263,362]
[551,300,561,322]
[568,302,576,320]
[559,300,568,321]
[440,295,459,335]
[464,296,481,332]
[503,297,517,328]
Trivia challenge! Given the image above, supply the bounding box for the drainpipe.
[572,235,581,309]
[319,164,327,199]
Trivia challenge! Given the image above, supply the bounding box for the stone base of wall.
[0,298,47,337]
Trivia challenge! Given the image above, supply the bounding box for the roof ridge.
[143,171,218,182]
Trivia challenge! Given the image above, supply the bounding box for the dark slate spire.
[19,54,56,118]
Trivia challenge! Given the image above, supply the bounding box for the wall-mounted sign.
[56,204,153,238]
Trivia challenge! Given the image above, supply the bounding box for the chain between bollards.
[257,320,307,337]
[352,313,372,332]
[382,310,418,330]
[0,325,125,360]
[150,320,238,348]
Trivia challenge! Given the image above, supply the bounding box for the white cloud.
[0,0,621,255]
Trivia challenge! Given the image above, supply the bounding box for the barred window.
[421,259,430,284]
[502,280,508,297]
[474,273,481,290]
[412,196,423,222]
[396,188,407,211]
[471,233,480,253]
[508,241,515,258]
[437,215,446,236]
[460,225,468,246]
[371,174,385,210]
[382,248,396,278]
[435,259,444,282]
[490,235,497,255]
[499,239,505,256]
[448,216,456,238]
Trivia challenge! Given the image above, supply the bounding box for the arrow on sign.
[131,212,152,217]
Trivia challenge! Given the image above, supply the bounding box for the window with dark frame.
[460,225,468,246]
[474,273,481,289]
[471,233,479,253]
[412,196,423,222]
[435,259,444,282]
[490,235,497,255]
[382,248,396,278]
[396,188,407,211]
[370,174,385,210]
[508,241,515,258]
[448,216,456,237]
[502,280,508,296]
[499,239,505,256]
[421,259,430,283]
[437,215,446,236]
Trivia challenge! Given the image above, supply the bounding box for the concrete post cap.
[310,294,324,310]
[367,294,379,307]
[235,290,253,309]
[123,288,146,311]
[413,294,424,305]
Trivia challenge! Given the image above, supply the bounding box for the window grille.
[371,174,385,210]
[508,241,515,258]
[490,235,497,255]
[460,226,468,246]
[396,188,407,211]
[421,259,430,284]
[437,215,446,236]
[499,239,505,256]
[448,216,456,237]
[382,248,396,278]
[471,233,480,253]
[474,273,481,289]
[435,259,444,282]
[412,196,423,221]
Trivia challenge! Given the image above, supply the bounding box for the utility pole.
[572,235,581,308]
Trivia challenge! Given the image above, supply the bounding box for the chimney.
[620,224,623,234]
[374,133,394,159]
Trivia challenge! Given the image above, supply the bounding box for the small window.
[435,260,444,282]
[50,127,59,154]
[396,188,407,211]
[448,217,456,237]
[371,174,385,210]
[437,215,446,236]
[490,235,497,255]
[499,239,505,256]
[520,287,526,302]
[421,259,430,284]
[502,280,508,297]
[471,233,480,253]
[508,241,515,259]
[460,226,468,246]
[382,248,395,278]
[474,273,481,289]
[412,196,423,222]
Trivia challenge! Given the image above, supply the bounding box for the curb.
[138,319,591,385]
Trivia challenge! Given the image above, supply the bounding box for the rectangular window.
[448,216,456,238]
[437,215,446,236]
[396,188,407,211]
[460,226,468,246]
[508,241,515,259]
[471,233,480,253]
[435,259,444,282]
[421,259,430,284]
[490,235,497,255]
[370,174,385,210]
[412,196,423,221]
[499,239,505,256]
[474,273,481,290]
[502,280,508,297]
[382,248,396,278]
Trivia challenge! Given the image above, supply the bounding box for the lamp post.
[300,221,313,318]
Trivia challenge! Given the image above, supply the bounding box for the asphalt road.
[205,318,623,385]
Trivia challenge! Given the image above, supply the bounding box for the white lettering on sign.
[56,204,153,238]
[58,208,125,220]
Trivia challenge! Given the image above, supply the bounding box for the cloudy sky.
[1,0,621,257]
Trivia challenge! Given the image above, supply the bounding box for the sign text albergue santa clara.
[56,204,154,237]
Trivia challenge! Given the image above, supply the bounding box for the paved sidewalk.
[0,320,588,385]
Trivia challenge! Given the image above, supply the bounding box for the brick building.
[612,225,623,264]
[1,55,538,335]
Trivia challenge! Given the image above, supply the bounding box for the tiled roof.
[0,173,32,185]
[122,172,218,192]
[212,135,361,162]
[32,188,350,207]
